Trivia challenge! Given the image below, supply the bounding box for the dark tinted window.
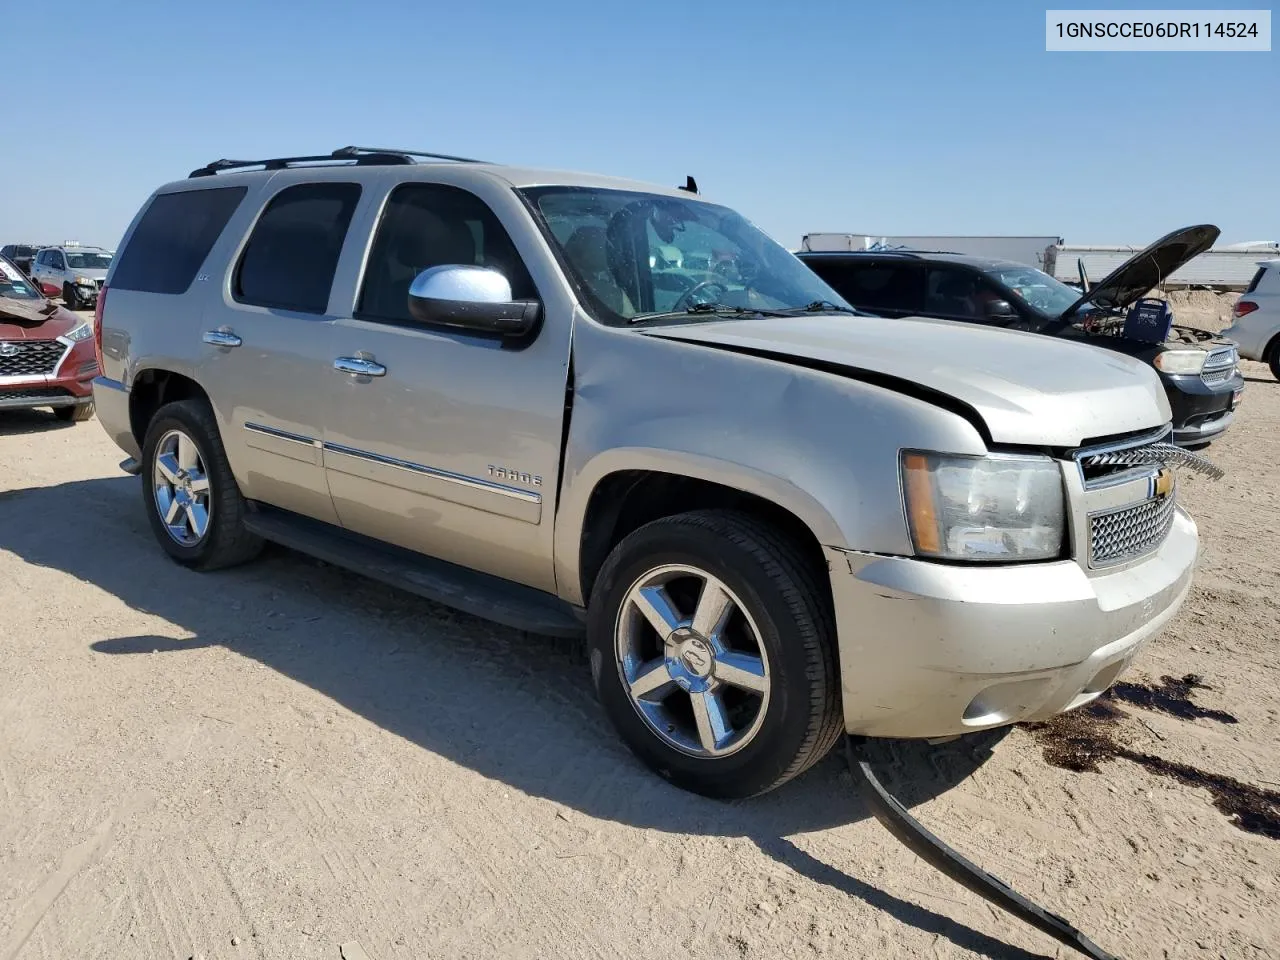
[51,251,65,269]
[924,266,997,319]
[235,182,361,314]
[357,183,535,323]
[1245,267,1266,294]
[805,259,923,312]
[111,187,247,295]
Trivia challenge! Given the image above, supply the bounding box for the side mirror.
[983,299,1018,321]
[407,265,540,337]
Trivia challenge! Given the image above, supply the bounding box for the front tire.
[62,283,81,311]
[587,510,843,799]
[54,403,94,422]
[140,398,263,570]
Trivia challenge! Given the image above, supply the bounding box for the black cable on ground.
[845,735,1120,960]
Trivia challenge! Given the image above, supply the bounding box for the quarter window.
[112,187,248,295]
[357,183,536,324]
[235,182,361,314]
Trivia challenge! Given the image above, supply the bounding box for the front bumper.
[827,507,1198,738]
[1164,371,1244,446]
[0,338,97,412]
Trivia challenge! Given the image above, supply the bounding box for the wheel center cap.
[677,636,714,678]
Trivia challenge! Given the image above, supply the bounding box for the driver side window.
[357,183,537,325]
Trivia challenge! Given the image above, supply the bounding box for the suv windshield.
[521,186,851,324]
[986,265,1081,318]
[0,258,41,299]
[65,251,112,269]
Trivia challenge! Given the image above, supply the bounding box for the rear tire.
[1268,338,1280,382]
[140,398,263,571]
[54,403,94,422]
[587,509,843,799]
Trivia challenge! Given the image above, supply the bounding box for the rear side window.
[235,182,361,314]
[111,186,247,295]
[1244,267,1266,294]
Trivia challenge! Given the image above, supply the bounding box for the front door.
[199,179,364,527]
[321,180,573,593]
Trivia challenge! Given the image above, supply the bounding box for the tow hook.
[845,735,1120,960]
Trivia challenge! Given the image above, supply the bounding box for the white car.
[1223,259,1280,380]
[31,244,113,310]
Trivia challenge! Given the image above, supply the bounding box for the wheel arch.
[128,368,211,449]
[557,449,842,609]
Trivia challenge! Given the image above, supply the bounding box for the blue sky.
[4,0,1274,251]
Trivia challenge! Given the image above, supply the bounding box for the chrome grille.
[0,340,66,378]
[1201,346,1237,386]
[1089,493,1177,567]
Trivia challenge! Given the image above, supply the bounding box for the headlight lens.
[75,276,95,286]
[901,452,1065,562]
[1153,350,1207,375]
[65,321,94,342]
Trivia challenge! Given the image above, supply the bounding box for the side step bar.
[119,457,142,476]
[846,736,1118,960]
[242,507,585,638]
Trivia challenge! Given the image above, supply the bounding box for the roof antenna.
[678,175,698,194]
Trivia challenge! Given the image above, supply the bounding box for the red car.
[0,254,97,422]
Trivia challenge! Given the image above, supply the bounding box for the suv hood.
[1059,224,1220,320]
[647,313,1169,447]
[0,296,77,336]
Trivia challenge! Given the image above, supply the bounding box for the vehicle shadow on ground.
[0,409,79,435]
[1,475,1041,960]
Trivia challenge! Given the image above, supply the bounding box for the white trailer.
[1050,243,1280,290]
[799,233,1063,270]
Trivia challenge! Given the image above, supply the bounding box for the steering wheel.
[670,279,731,313]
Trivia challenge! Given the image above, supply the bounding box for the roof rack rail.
[331,145,486,164]
[188,145,486,179]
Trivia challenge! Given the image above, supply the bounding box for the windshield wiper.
[628,303,787,325]
[772,300,862,316]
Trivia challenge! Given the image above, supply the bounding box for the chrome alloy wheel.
[615,564,771,758]
[152,429,212,546]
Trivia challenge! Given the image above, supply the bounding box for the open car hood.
[1059,224,1220,320]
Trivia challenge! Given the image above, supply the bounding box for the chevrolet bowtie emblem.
[1151,467,1175,499]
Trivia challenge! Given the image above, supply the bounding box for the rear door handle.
[203,330,242,348]
[334,357,387,378]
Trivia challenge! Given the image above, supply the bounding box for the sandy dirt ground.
[1,296,1276,960]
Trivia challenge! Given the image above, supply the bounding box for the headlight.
[74,277,97,287]
[901,452,1065,562]
[64,321,94,342]
[1152,350,1206,375]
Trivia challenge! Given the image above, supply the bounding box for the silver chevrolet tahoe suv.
[93,146,1202,799]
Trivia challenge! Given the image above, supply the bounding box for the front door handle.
[203,330,242,348]
[334,357,387,378]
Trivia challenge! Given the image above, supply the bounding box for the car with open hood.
[92,147,1212,798]
[798,225,1244,446]
[0,253,98,421]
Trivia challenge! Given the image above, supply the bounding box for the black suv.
[798,225,1243,447]
[0,244,40,277]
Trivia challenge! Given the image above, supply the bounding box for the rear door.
[197,178,364,525]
